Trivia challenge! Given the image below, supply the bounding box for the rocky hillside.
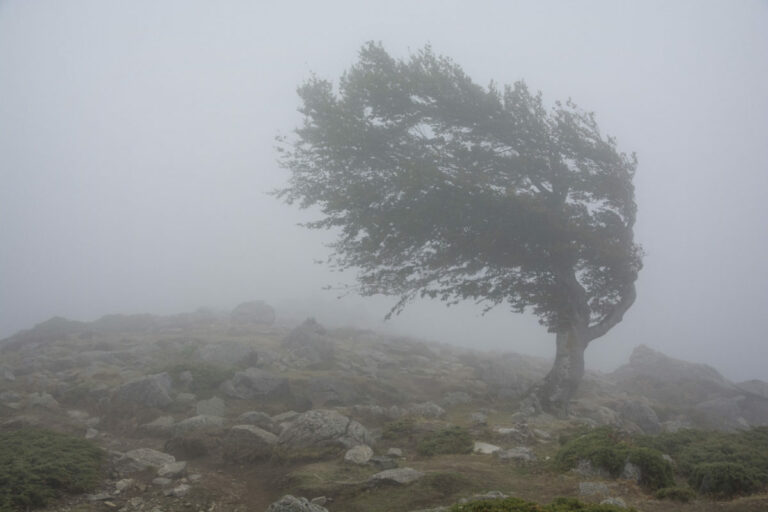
[1,302,767,512]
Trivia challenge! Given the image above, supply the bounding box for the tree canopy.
[277,42,642,343]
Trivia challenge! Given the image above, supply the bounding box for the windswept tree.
[276,43,642,414]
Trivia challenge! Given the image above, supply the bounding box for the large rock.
[231,300,276,326]
[114,448,176,474]
[611,345,737,406]
[222,425,277,463]
[265,495,328,512]
[220,368,291,400]
[406,402,446,419]
[618,400,662,434]
[196,397,226,417]
[114,373,173,408]
[172,415,225,436]
[276,409,372,460]
[282,318,335,367]
[237,411,278,433]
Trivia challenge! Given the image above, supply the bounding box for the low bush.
[382,417,417,440]
[0,428,103,512]
[655,486,696,503]
[449,496,635,511]
[417,425,473,456]
[638,426,768,499]
[555,427,672,490]
[689,462,763,499]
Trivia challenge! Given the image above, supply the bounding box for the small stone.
[85,428,99,439]
[369,456,398,470]
[115,479,134,492]
[473,442,501,455]
[158,461,187,479]
[600,497,627,508]
[579,481,610,496]
[369,467,424,485]
[386,447,403,458]
[196,397,226,417]
[165,483,191,497]
[496,446,536,462]
[153,477,173,487]
[620,461,641,483]
[470,412,487,426]
[310,496,328,506]
[344,445,373,465]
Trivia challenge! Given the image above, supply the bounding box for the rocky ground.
[1,301,767,512]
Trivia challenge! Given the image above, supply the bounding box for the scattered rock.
[369,467,424,486]
[573,459,611,479]
[282,318,335,367]
[600,497,627,508]
[196,396,226,417]
[496,446,536,462]
[276,409,372,459]
[406,402,445,419]
[473,442,501,455]
[115,479,134,492]
[85,427,99,439]
[114,373,173,409]
[579,481,610,496]
[387,447,403,458]
[223,425,277,462]
[344,445,373,465]
[619,399,661,434]
[164,483,191,497]
[27,392,60,409]
[115,448,176,474]
[152,477,173,487]
[620,461,641,483]
[172,415,225,436]
[369,456,398,470]
[470,412,488,426]
[196,341,259,367]
[139,415,176,437]
[237,410,278,433]
[220,368,291,400]
[157,461,187,479]
[266,495,329,512]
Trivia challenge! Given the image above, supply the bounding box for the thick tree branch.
[586,282,636,342]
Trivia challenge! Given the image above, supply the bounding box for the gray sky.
[1,0,767,381]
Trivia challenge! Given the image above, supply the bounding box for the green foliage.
[555,427,672,490]
[0,428,103,512]
[448,496,635,511]
[654,486,696,503]
[382,417,417,440]
[277,41,640,333]
[417,426,473,456]
[422,472,473,497]
[626,447,674,490]
[164,362,233,398]
[638,427,768,498]
[689,462,763,499]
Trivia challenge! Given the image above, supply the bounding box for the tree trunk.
[531,327,588,417]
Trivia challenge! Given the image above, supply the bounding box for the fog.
[1,1,766,382]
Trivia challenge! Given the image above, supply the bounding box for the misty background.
[1,1,766,382]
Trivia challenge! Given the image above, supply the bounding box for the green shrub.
[655,486,696,503]
[555,427,629,476]
[555,427,672,490]
[417,426,473,456]
[626,447,674,490]
[382,417,417,440]
[637,427,768,499]
[0,429,103,512]
[689,462,763,499]
[448,496,635,511]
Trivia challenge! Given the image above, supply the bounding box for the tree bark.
[531,327,588,417]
